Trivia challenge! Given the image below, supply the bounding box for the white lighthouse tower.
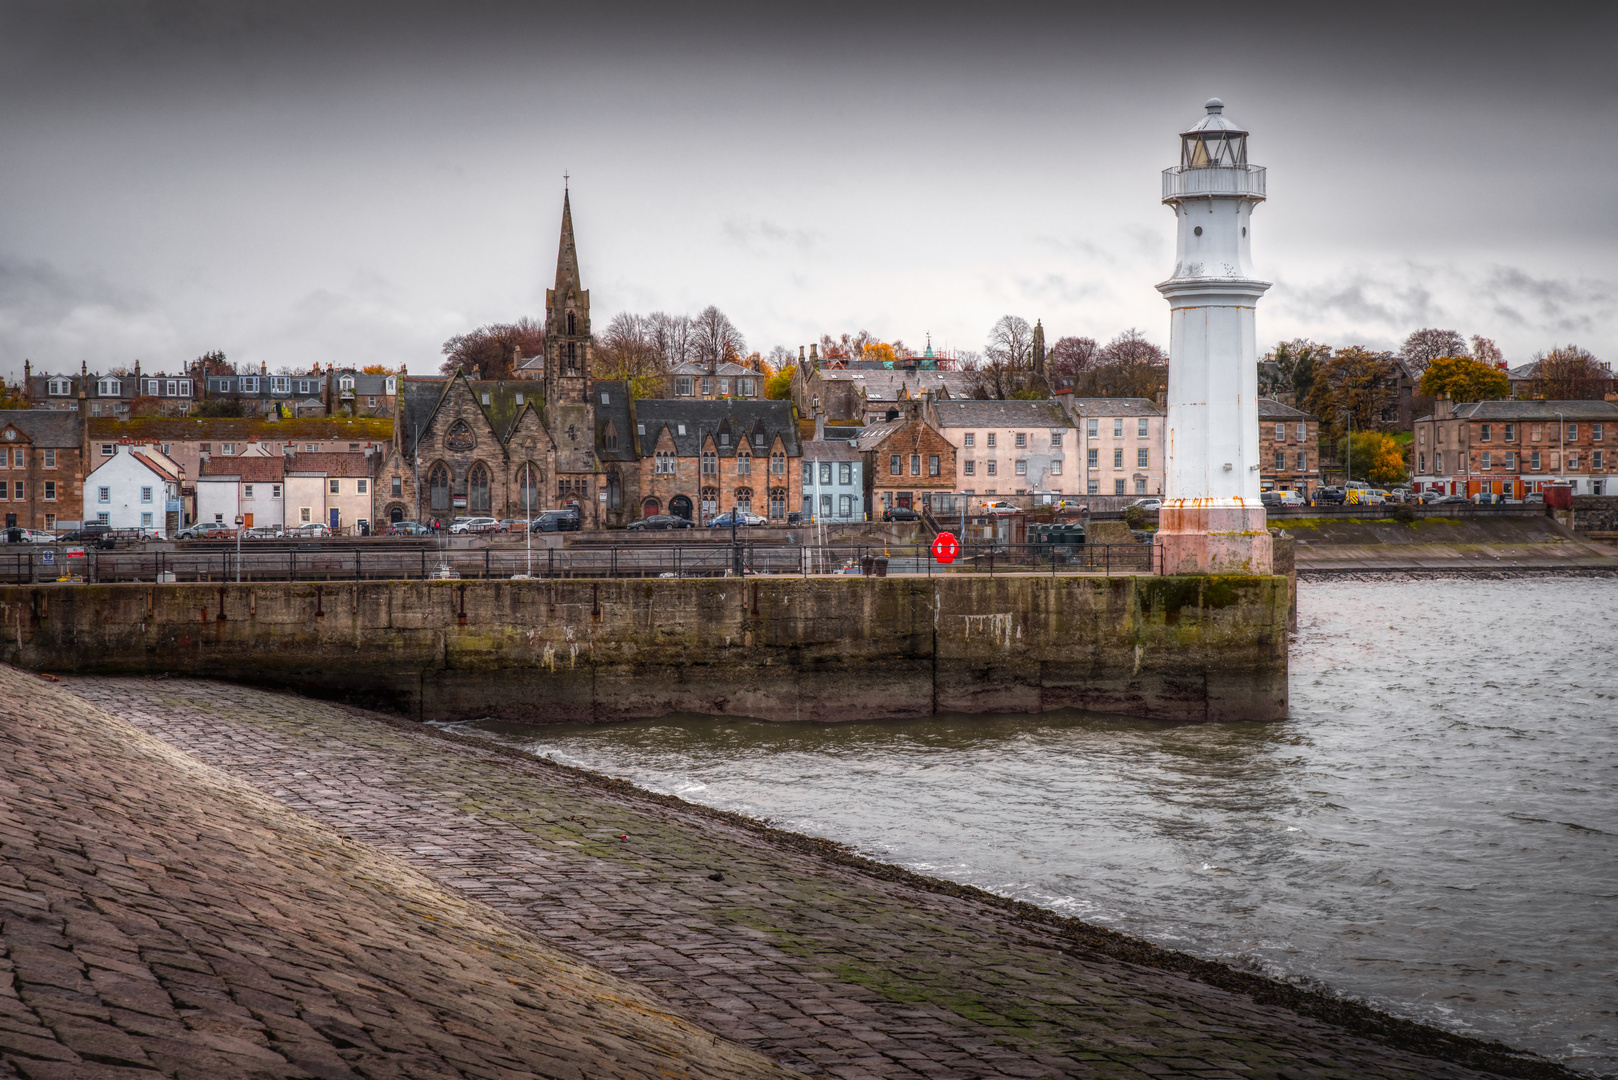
[1156,98,1273,576]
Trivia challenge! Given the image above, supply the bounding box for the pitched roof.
[555,190,582,293]
[397,375,543,456]
[200,456,287,482]
[817,368,972,401]
[801,439,862,462]
[854,417,910,450]
[633,399,799,459]
[592,381,637,462]
[1452,399,1618,421]
[285,452,371,477]
[130,453,182,483]
[1256,398,1315,420]
[668,361,759,378]
[1065,397,1164,417]
[930,399,1071,428]
[0,410,80,448]
[87,417,391,442]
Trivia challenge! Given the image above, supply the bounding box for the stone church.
[376,191,641,528]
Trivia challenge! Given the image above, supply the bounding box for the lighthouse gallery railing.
[1161,165,1267,201]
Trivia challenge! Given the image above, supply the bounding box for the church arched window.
[566,341,578,375]
[518,464,540,515]
[603,422,619,451]
[428,463,450,513]
[567,311,576,335]
[469,463,491,514]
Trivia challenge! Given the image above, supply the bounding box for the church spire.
[554,188,581,294]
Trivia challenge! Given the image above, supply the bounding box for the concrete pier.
[0,575,1290,723]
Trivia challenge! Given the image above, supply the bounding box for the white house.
[84,443,184,536]
[925,398,1075,497]
[198,456,287,530]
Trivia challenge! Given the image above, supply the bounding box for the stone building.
[0,410,87,531]
[791,348,972,424]
[1412,397,1618,498]
[632,399,800,523]
[927,398,1074,497]
[854,403,957,514]
[1061,397,1166,498]
[1257,399,1320,498]
[666,360,766,401]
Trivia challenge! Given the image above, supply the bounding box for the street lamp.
[233,515,244,582]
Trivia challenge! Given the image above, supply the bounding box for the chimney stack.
[813,409,825,442]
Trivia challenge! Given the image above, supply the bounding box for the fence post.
[291,549,297,583]
[484,548,490,579]
[1106,544,1111,575]
[355,549,361,582]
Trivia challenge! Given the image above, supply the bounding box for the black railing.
[0,541,1158,585]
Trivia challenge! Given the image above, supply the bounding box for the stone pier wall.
[0,575,1289,723]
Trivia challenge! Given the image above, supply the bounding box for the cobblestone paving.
[58,676,1548,1080]
[0,666,792,1079]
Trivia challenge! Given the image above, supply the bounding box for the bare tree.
[1401,328,1468,375]
[440,318,546,380]
[690,306,746,367]
[1469,335,1504,367]
[986,315,1033,367]
[595,312,665,381]
[1047,336,1099,383]
[765,345,795,374]
[1531,345,1610,400]
[646,311,694,367]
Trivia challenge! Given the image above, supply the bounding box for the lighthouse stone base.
[1156,503,1274,576]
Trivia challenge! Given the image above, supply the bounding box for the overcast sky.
[2,0,1614,381]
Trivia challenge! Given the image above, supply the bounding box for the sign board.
[452,496,468,508]
[41,550,54,565]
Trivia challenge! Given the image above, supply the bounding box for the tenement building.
[633,399,800,522]
[926,398,1074,498]
[1060,397,1165,498]
[1412,396,1618,498]
[1256,398,1320,498]
[0,410,86,532]
[854,402,957,514]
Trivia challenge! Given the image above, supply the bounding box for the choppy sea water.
[454,579,1618,1074]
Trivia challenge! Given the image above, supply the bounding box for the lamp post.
[1555,410,1564,491]
[731,500,743,577]
[234,515,244,582]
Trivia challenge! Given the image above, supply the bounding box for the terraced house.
[928,398,1074,498]
[0,410,85,532]
[1413,397,1618,497]
[634,399,800,523]
[1257,398,1320,498]
[1061,397,1165,498]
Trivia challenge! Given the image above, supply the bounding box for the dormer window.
[385,376,397,394]
[97,378,120,396]
[47,379,71,396]
[515,392,524,405]
[604,423,619,450]
[480,392,491,406]
[720,433,729,446]
[601,391,610,405]
[240,376,259,394]
[272,376,291,394]
[339,375,355,390]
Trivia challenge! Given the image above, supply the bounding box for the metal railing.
[1161,164,1266,201]
[0,541,1159,585]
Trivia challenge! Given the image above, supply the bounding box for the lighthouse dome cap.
[1181,97,1248,137]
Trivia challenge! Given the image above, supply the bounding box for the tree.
[440,318,545,380]
[1401,328,1468,375]
[1047,336,1099,385]
[1064,329,1168,398]
[194,350,231,377]
[1530,345,1610,400]
[766,364,796,400]
[595,312,664,381]
[766,345,795,374]
[1419,355,1510,402]
[646,311,694,367]
[1261,339,1328,400]
[986,316,1033,368]
[862,342,898,367]
[1335,431,1407,486]
[690,305,746,366]
[966,355,1023,400]
[1470,335,1503,367]
[1305,346,1397,443]
[197,398,246,418]
[361,364,394,375]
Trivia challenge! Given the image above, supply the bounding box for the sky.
[1,0,1615,381]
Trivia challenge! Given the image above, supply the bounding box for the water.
[453,579,1618,1075]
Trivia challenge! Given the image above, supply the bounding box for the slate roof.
[130,453,182,483]
[592,382,637,463]
[633,399,799,459]
[399,378,450,457]
[668,361,759,379]
[820,369,972,401]
[285,452,371,478]
[854,418,909,451]
[823,425,863,441]
[1065,397,1164,418]
[930,399,1071,428]
[1435,399,1618,422]
[200,456,287,483]
[87,417,391,443]
[398,376,544,456]
[0,410,81,448]
[1257,398,1315,420]
[801,439,862,462]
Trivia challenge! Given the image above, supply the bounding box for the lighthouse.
[1155,98,1273,575]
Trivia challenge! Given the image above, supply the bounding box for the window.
[986,461,997,476]
[301,507,312,523]
[890,454,901,476]
[43,481,55,501]
[48,378,70,396]
[1568,424,1578,441]
[1593,424,1603,442]
[605,424,620,451]
[140,512,153,528]
[1505,452,1516,470]
[1504,423,1516,442]
[327,479,338,494]
[1296,452,1306,471]
[1296,423,1306,442]
[753,433,765,447]
[1114,479,1126,495]
[481,392,491,406]
[1142,419,1153,438]
[428,464,450,512]
[1274,451,1285,469]
[1050,431,1063,447]
[719,433,729,447]
[1087,448,1098,469]
[357,479,367,494]
[771,452,784,475]
[700,377,712,396]
[819,463,832,484]
[1275,423,1285,441]
[1015,460,1028,476]
[928,455,940,477]
[701,451,717,475]
[97,378,120,396]
[839,494,852,517]
[1113,448,1124,469]
[1531,451,1541,471]
[819,494,833,517]
[221,443,235,456]
[1436,452,1443,473]
[964,461,976,476]
[1086,418,1098,437]
[145,379,159,395]
[97,512,109,525]
[305,444,318,452]
[1050,460,1062,475]
[655,451,676,475]
[741,378,755,397]
[101,444,114,456]
[1480,423,1492,441]
[468,464,490,514]
[838,463,852,485]
[98,486,110,503]
[1481,452,1491,470]
[718,379,730,396]
[1136,478,1148,495]
[9,449,19,467]
[392,475,402,496]
[44,450,56,468]
[676,377,694,396]
[986,433,996,448]
[1015,432,1026,448]
[566,343,579,375]
[272,484,281,498]
[1568,454,1580,470]
[513,393,524,406]
[272,376,291,394]
[1531,424,1542,442]
[1087,479,1099,495]
[1137,448,1149,469]
[910,454,921,476]
[1595,451,1604,470]
[676,424,687,436]
[737,452,751,476]
[964,433,975,448]
[1113,418,1123,437]
[240,377,258,394]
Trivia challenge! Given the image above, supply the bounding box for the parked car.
[387,520,430,536]
[1260,490,1283,508]
[1433,493,1469,505]
[1,527,55,544]
[449,516,500,535]
[174,522,235,540]
[1472,492,1504,505]
[708,511,764,528]
[1124,497,1163,512]
[288,522,331,538]
[245,525,284,539]
[532,510,581,533]
[1418,489,1447,504]
[980,501,1020,515]
[1523,492,1545,505]
[882,507,922,522]
[627,514,695,531]
[1315,486,1346,505]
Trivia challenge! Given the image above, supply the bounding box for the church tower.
[545,189,591,407]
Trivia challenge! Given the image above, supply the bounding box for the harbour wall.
[0,575,1289,723]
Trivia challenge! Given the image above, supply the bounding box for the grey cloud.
[0,258,175,375]
[1283,271,1440,330]
[1480,267,1615,336]
[721,218,821,254]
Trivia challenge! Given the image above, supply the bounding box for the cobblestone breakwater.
[36,672,1576,1080]
[0,665,790,1080]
